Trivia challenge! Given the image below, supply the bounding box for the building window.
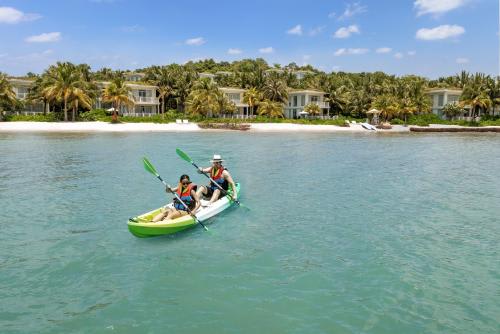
[448,95,459,104]
[310,95,318,103]
[293,96,298,107]
[138,90,147,97]
[300,95,305,106]
[227,93,240,102]
[438,94,444,106]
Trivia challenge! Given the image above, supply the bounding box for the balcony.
[133,96,158,104]
[16,92,29,100]
[310,101,329,108]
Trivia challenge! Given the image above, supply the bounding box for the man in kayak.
[152,174,200,222]
[196,154,237,205]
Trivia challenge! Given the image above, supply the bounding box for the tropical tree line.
[1,59,500,122]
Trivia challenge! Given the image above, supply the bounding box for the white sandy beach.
[0,121,410,133]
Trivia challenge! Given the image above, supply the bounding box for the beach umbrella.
[107,107,116,112]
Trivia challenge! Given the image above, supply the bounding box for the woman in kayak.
[152,174,200,222]
[196,154,237,205]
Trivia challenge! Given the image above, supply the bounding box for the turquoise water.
[0,131,499,333]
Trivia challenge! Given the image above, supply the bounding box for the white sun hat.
[210,154,225,163]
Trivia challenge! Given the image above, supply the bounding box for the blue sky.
[0,0,498,78]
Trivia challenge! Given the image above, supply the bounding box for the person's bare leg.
[153,209,169,222]
[196,186,207,200]
[209,189,221,204]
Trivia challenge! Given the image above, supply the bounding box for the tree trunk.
[64,98,68,122]
[112,101,118,122]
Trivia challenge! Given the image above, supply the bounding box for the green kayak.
[128,183,240,237]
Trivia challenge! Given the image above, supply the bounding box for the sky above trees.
[0,0,497,78]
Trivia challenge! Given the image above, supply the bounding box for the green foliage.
[4,113,58,122]
[79,108,109,121]
[406,113,445,126]
[390,118,405,125]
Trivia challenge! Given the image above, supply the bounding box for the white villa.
[8,78,45,114]
[124,72,146,82]
[285,89,329,119]
[426,88,462,118]
[8,78,159,116]
[219,87,250,117]
[94,82,160,116]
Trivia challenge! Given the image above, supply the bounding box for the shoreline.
[0,121,409,133]
[1,121,499,133]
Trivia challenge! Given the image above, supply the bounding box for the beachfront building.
[285,89,329,119]
[8,78,46,114]
[124,72,146,82]
[294,70,314,80]
[199,72,216,81]
[219,87,250,117]
[95,82,160,116]
[427,88,462,118]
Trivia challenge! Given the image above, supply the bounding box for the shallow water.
[0,131,499,333]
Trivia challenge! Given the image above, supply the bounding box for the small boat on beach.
[361,123,377,130]
[128,183,240,237]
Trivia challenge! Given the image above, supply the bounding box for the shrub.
[79,109,109,121]
[4,113,58,122]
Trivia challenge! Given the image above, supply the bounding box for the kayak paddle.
[175,148,248,209]
[142,157,208,231]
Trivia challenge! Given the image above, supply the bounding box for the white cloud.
[408,51,417,56]
[339,2,367,20]
[332,66,341,71]
[25,32,61,43]
[0,6,41,24]
[287,24,303,36]
[334,25,360,38]
[376,47,392,54]
[303,55,311,60]
[185,37,205,46]
[227,48,242,55]
[259,47,274,54]
[309,26,325,36]
[394,52,404,59]
[414,0,467,16]
[456,57,469,64]
[334,48,369,56]
[328,12,336,19]
[416,25,465,40]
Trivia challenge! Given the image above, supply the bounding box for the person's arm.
[191,189,201,212]
[223,171,237,200]
[166,185,178,193]
[198,166,211,174]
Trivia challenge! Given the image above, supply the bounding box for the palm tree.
[262,73,288,103]
[41,62,89,121]
[186,78,219,117]
[69,87,93,121]
[304,103,321,117]
[242,87,261,117]
[0,73,17,120]
[215,90,237,116]
[173,65,197,113]
[372,94,399,122]
[399,97,417,124]
[145,66,176,114]
[102,78,134,122]
[442,103,464,120]
[258,99,284,118]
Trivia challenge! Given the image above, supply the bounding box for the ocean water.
[0,131,499,334]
